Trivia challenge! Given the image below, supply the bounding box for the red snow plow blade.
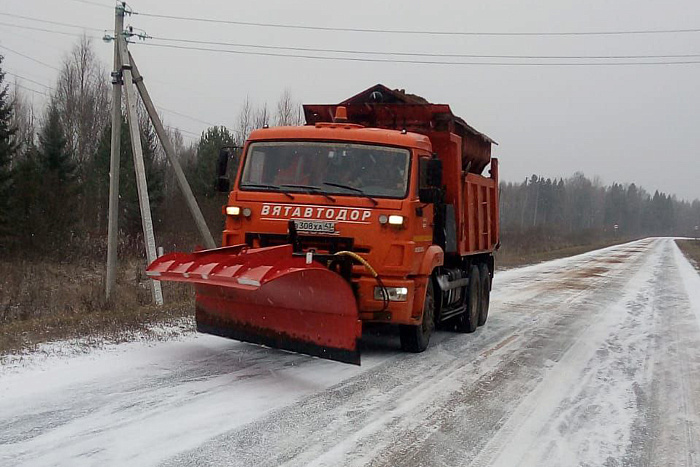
[146,244,362,364]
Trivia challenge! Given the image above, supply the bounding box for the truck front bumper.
[356,276,428,326]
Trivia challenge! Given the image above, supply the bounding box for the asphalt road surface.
[1,238,699,466]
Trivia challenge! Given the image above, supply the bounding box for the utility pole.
[104,2,216,303]
[117,28,163,305]
[105,4,124,301]
[128,52,216,250]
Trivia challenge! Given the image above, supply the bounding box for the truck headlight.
[226,206,241,216]
[388,215,404,225]
[374,286,409,302]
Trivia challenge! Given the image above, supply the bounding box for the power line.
[157,106,218,127]
[5,72,55,91]
[4,20,699,66]
[172,127,202,139]
[158,106,243,134]
[150,36,700,61]
[0,44,61,71]
[138,42,700,66]
[68,0,114,8]
[6,28,69,52]
[4,15,700,61]
[0,21,99,39]
[135,10,700,37]
[11,81,51,97]
[0,12,105,32]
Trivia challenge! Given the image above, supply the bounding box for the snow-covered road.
[2,238,700,466]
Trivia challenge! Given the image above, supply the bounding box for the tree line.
[500,174,700,241]
[1,38,698,262]
[0,38,303,259]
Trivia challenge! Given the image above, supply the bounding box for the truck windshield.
[239,142,410,199]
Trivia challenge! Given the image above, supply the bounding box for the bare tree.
[253,102,270,130]
[162,124,189,199]
[52,35,110,228]
[274,89,303,126]
[236,96,253,145]
[54,36,109,168]
[9,86,36,155]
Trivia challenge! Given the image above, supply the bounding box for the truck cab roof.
[247,124,433,153]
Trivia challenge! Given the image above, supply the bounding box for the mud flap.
[147,244,362,364]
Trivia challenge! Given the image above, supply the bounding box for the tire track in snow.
[635,242,700,466]
[471,241,663,466]
[0,340,382,466]
[388,240,661,467]
[470,239,700,467]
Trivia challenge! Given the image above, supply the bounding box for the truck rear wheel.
[400,280,435,353]
[455,265,480,333]
[478,264,491,326]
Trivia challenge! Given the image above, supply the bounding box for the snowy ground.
[1,238,699,467]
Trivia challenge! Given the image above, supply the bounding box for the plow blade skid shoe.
[147,244,362,364]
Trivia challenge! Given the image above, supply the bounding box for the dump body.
[147,84,499,364]
[302,84,499,257]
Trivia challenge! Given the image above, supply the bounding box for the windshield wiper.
[280,184,336,202]
[322,182,378,206]
[241,183,294,199]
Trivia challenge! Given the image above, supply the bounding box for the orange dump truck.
[147,84,499,364]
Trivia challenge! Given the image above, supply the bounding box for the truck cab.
[223,123,440,331]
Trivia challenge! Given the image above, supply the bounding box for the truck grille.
[245,233,368,253]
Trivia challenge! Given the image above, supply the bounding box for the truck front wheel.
[400,280,435,353]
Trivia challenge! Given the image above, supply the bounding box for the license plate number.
[293,220,335,234]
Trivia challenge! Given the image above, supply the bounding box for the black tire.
[455,265,480,333]
[400,280,435,352]
[478,263,491,326]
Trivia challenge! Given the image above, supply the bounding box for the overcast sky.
[2,0,699,201]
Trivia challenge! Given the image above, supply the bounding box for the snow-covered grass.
[0,317,194,378]
[0,257,193,356]
[676,239,700,272]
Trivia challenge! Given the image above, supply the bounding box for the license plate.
[293,220,335,234]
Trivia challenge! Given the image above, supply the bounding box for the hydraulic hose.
[334,251,389,311]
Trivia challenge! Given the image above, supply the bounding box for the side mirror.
[419,187,441,203]
[216,148,230,193]
[425,158,442,187]
[419,157,443,203]
[217,176,230,193]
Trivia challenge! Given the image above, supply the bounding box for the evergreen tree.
[36,104,79,249]
[191,126,235,197]
[0,55,17,247]
[625,183,642,235]
[13,143,42,248]
[604,183,626,231]
[93,116,165,238]
[88,123,110,234]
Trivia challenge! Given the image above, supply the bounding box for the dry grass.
[0,300,194,356]
[0,258,195,355]
[676,239,700,272]
[0,232,647,356]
